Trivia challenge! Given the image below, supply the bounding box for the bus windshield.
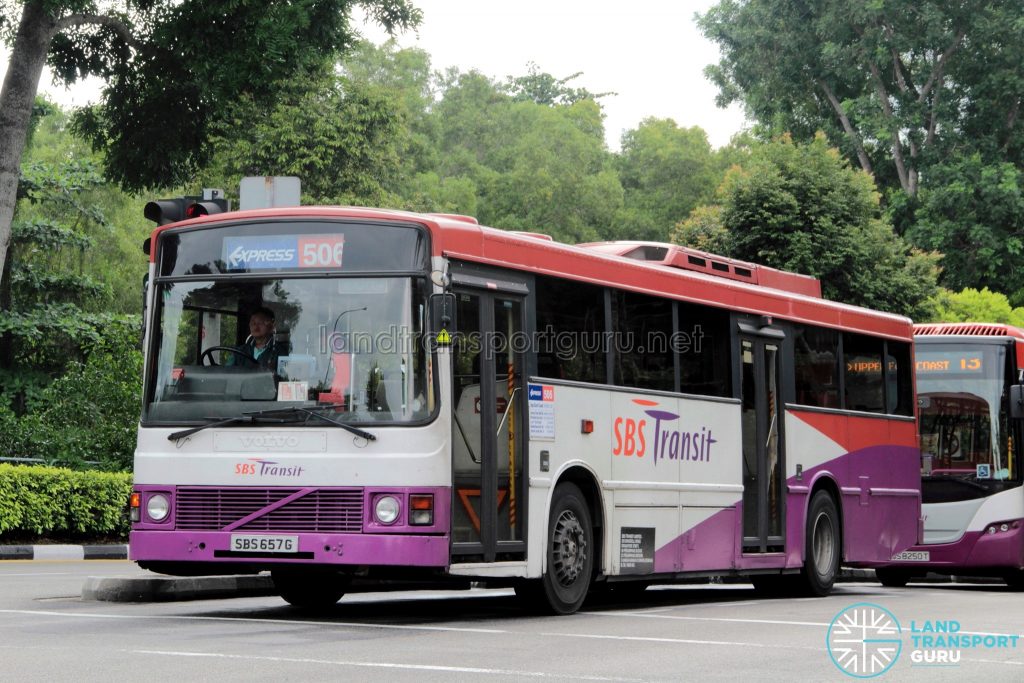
[144,275,433,425]
[916,342,1014,481]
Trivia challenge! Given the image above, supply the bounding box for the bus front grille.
[175,487,364,533]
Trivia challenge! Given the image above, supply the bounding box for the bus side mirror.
[1011,385,1024,419]
[429,293,456,341]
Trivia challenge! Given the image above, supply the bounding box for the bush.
[0,464,132,541]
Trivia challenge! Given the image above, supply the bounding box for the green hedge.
[0,464,132,541]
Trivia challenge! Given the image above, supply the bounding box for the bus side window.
[793,325,840,408]
[535,275,607,384]
[611,289,674,392]
[843,332,885,413]
[678,302,731,397]
[885,341,913,416]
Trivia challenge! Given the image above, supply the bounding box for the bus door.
[739,326,786,552]
[450,278,527,561]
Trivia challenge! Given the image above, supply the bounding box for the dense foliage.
[672,135,940,319]
[700,0,1024,306]
[0,464,132,540]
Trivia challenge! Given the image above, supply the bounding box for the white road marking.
[539,631,821,651]
[0,609,504,634]
[131,650,641,681]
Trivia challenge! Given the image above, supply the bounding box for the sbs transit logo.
[827,603,903,678]
[611,398,717,465]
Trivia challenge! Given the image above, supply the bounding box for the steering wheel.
[942,433,960,458]
[201,346,257,366]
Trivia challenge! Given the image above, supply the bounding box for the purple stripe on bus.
[892,522,1024,569]
[652,444,921,572]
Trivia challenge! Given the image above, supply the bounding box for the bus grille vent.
[175,487,364,533]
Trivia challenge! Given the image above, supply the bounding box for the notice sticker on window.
[277,381,309,402]
[528,383,555,440]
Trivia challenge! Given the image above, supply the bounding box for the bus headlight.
[146,493,170,523]
[374,495,401,525]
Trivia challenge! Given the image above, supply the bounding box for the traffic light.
[143,197,197,226]
[143,190,231,226]
[184,198,230,218]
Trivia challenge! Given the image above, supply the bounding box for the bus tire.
[875,567,911,588]
[272,570,348,610]
[537,482,594,614]
[800,490,840,596]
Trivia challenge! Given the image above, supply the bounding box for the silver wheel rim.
[552,509,587,588]
[812,510,836,578]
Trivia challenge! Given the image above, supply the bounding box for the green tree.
[699,0,1024,199]
[1,101,142,411]
[691,134,939,318]
[203,65,409,206]
[929,287,1024,326]
[440,70,623,242]
[341,40,438,176]
[907,155,1024,301]
[0,0,420,290]
[617,119,720,241]
[506,62,614,107]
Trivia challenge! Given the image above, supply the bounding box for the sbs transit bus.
[129,203,921,614]
[878,323,1024,588]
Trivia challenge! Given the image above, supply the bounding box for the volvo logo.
[239,434,300,448]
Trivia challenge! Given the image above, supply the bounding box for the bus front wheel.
[272,570,348,610]
[521,483,594,615]
[800,490,841,596]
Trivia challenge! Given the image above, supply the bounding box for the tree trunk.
[0,1,60,290]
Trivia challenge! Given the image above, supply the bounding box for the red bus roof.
[147,206,912,341]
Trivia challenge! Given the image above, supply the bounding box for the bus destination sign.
[223,234,345,270]
[915,352,983,374]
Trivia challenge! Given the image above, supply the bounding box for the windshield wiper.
[257,404,377,441]
[167,412,295,441]
[167,404,377,443]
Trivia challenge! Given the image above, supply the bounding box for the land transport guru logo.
[826,602,1021,677]
[827,603,903,678]
[612,398,717,465]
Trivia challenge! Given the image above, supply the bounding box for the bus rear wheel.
[876,567,911,588]
[272,570,349,610]
[799,490,840,596]
[521,483,594,615]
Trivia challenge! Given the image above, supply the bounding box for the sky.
[2,0,748,151]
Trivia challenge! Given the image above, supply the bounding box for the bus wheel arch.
[800,479,843,596]
[518,466,603,614]
[555,466,605,569]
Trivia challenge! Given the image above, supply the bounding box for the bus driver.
[227,306,283,372]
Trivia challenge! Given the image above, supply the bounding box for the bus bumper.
[129,530,450,567]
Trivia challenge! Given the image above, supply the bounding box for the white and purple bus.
[129,204,921,613]
[878,323,1024,588]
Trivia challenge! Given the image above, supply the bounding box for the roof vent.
[428,213,479,225]
[576,241,822,298]
[915,323,1017,337]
